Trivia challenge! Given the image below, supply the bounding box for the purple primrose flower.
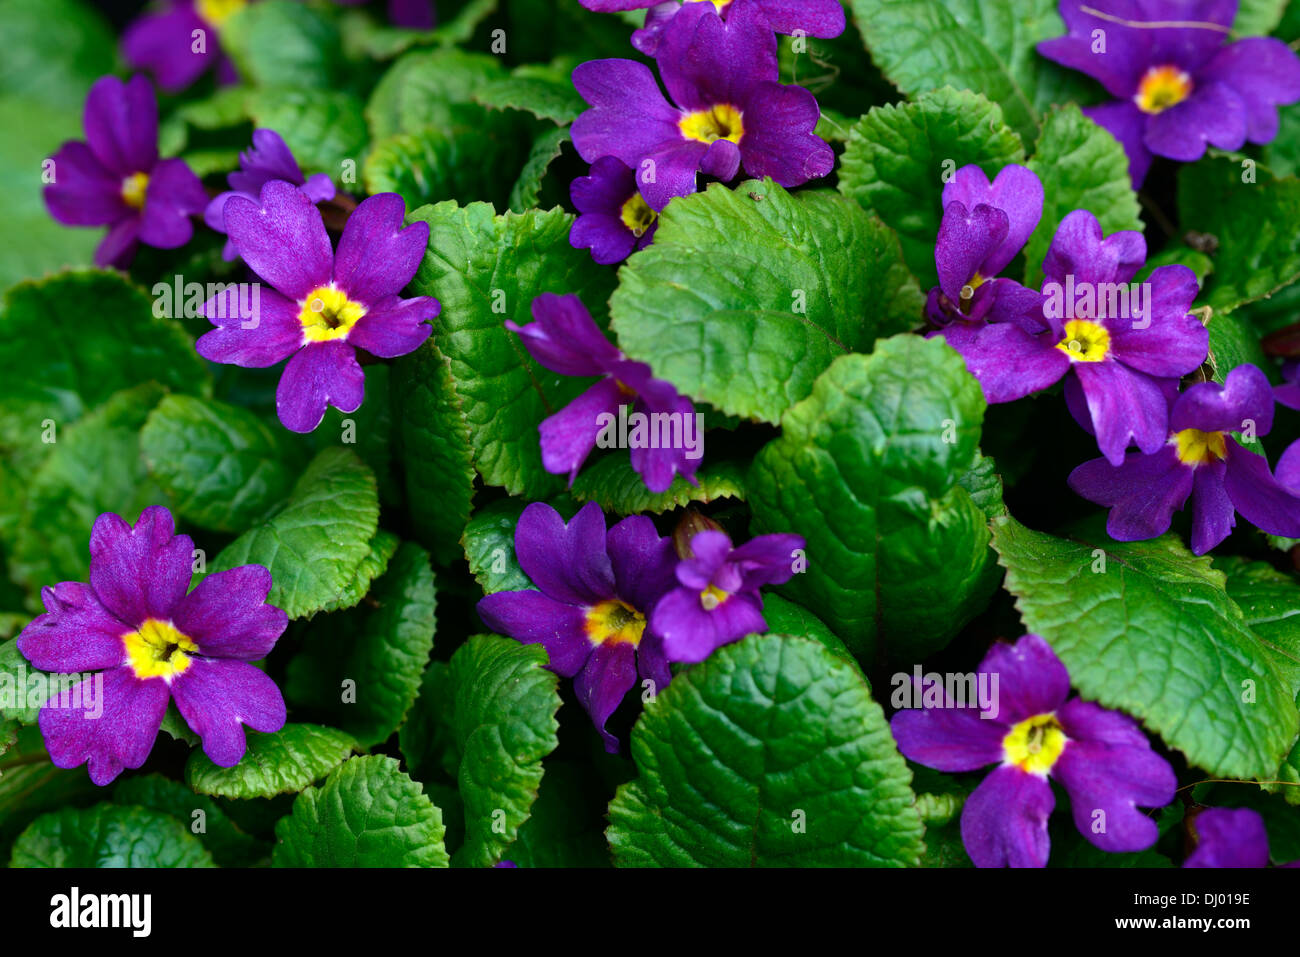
[196,181,437,433]
[16,506,288,785]
[507,293,701,493]
[1037,0,1300,185]
[476,502,678,752]
[891,634,1177,868]
[205,129,336,261]
[570,156,658,265]
[123,0,245,92]
[580,0,847,56]
[570,0,834,210]
[44,75,208,269]
[1184,806,1299,867]
[1276,359,1300,411]
[1069,363,1300,553]
[650,528,804,663]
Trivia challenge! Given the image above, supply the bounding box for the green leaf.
[461,498,535,595]
[246,88,367,175]
[392,342,475,565]
[571,456,746,515]
[838,87,1026,286]
[1178,154,1300,314]
[405,201,616,496]
[0,727,100,859]
[611,180,925,424]
[113,774,268,867]
[607,633,923,866]
[421,635,560,868]
[140,395,296,533]
[508,762,612,868]
[286,543,436,748]
[311,363,397,506]
[748,335,997,661]
[273,755,449,867]
[1024,104,1144,289]
[11,804,215,867]
[174,86,254,131]
[319,528,399,615]
[186,723,359,799]
[846,0,1078,143]
[366,48,509,139]
[0,0,116,111]
[1235,0,1288,36]
[0,638,42,724]
[209,448,380,619]
[221,0,343,90]
[991,516,1300,778]
[473,60,586,125]
[1207,308,1271,383]
[509,126,569,214]
[760,594,862,674]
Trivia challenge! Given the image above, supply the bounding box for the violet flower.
[1069,364,1300,554]
[1275,359,1300,411]
[580,0,846,56]
[44,75,207,269]
[196,181,437,433]
[570,156,658,265]
[650,528,804,663]
[571,0,834,210]
[476,502,678,752]
[1184,807,1297,867]
[1037,0,1300,185]
[16,507,287,785]
[507,293,701,493]
[123,0,244,92]
[891,634,1176,868]
[205,129,336,261]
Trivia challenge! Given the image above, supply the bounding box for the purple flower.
[507,293,701,493]
[123,0,244,92]
[1038,0,1300,185]
[195,181,437,433]
[891,634,1176,868]
[1275,359,1300,411]
[43,75,207,269]
[1184,806,1300,867]
[332,0,436,29]
[476,502,678,752]
[570,156,658,265]
[1279,439,1300,495]
[15,507,287,785]
[650,528,804,663]
[204,129,336,262]
[582,0,847,57]
[570,1,834,210]
[1069,364,1300,553]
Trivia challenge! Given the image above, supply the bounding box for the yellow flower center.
[1002,713,1067,777]
[120,172,149,210]
[1055,319,1111,362]
[1173,428,1227,466]
[123,619,198,681]
[679,104,745,145]
[620,193,657,238]
[699,585,729,611]
[195,0,246,28]
[584,599,646,648]
[299,285,366,343]
[1135,65,1194,115]
[711,0,733,10]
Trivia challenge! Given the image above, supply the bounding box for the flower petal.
[1068,445,1192,543]
[332,192,429,305]
[196,286,304,368]
[574,639,637,753]
[170,658,287,767]
[88,507,192,628]
[976,634,1070,724]
[507,292,623,378]
[346,294,437,358]
[1053,740,1176,854]
[274,340,364,433]
[17,582,129,673]
[83,74,158,177]
[1073,359,1171,464]
[223,180,334,300]
[1185,807,1271,868]
[39,666,167,786]
[172,565,287,660]
[539,378,626,485]
[1223,440,1300,538]
[959,765,1054,868]
[137,157,207,249]
[514,501,616,606]
[44,142,126,226]
[476,590,593,677]
[606,514,677,614]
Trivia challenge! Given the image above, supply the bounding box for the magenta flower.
[16,507,287,786]
[123,0,244,92]
[1069,364,1300,553]
[43,75,207,269]
[571,1,833,210]
[196,181,437,433]
[570,156,658,265]
[892,634,1177,868]
[1184,807,1299,867]
[1275,359,1300,411]
[650,528,803,663]
[581,0,847,56]
[204,129,336,262]
[1037,0,1300,185]
[507,293,701,493]
[476,502,678,752]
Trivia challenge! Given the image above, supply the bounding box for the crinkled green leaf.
[11,803,214,867]
[992,516,1299,778]
[571,456,745,515]
[611,179,925,424]
[221,0,343,90]
[209,447,379,619]
[186,723,359,799]
[247,88,367,176]
[0,638,42,724]
[473,60,586,125]
[607,633,923,867]
[273,755,448,867]
[1235,0,1288,36]
[748,335,997,661]
[1207,308,1271,383]
[366,48,508,139]
[114,774,268,867]
[461,498,535,595]
[311,363,398,506]
[509,126,569,213]
[320,528,399,615]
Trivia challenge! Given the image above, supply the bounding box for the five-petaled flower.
[475,501,678,752]
[507,292,701,492]
[650,528,804,663]
[16,506,288,786]
[44,75,208,269]
[205,129,336,262]
[123,0,247,92]
[571,0,834,210]
[891,634,1176,868]
[580,0,846,56]
[1069,363,1300,553]
[1037,0,1300,185]
[570,156,659,264]
[196,181,438,433]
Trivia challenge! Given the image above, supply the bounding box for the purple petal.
[122,2,214,92]
[274,341,364,433]
[332,193,428,306]
[889,702,1006,772]
[1056,698,1151,750]
[574,640,637,753]
[236,129,305,184]
[1277,439,1300,493]
[95,217,140,269]
[44,142,125,226]
[83,75,158,177]
[1054,738,1175,853]
[301,173,336,204]
[347,294,437,358]
[751,0,846,37]
[507,292,622,378]
[170,659,286,767]
[1068,445,1192,543]
[88,507,192,628]
[960,765,1054,868]
[1170,363,1274,436]
[1036,0,1149,97]
[17,582,129,673]
[571,58,685,172]
[736,82,834,189]
[651,585,765,663]
[1190,460,1235,555]
[196,287,305,369]
[1202,38,1300,143]
[653,0,777,111]
[570,211,639,265]
[1144,81,1247,161]
[1105,265,1206,378]
[975,634,1070,725]
[539,378,626,485]
[731,533,805,589]
[476,590,593,677]
[935,201,1009,302]
[39,666,167,786]
[1185,807,1271,868]
[606,515,677,615]
[1223,440,1300,538]
[172,565,286,660]
[514,501,616,607]
[1072,360,1171,464]
[1042,208,1145,287]
[137,157,207,249]
[626,392,702,493]
[930,321,1069,404]
[223,181,334,300]
[941,164,1043,277]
